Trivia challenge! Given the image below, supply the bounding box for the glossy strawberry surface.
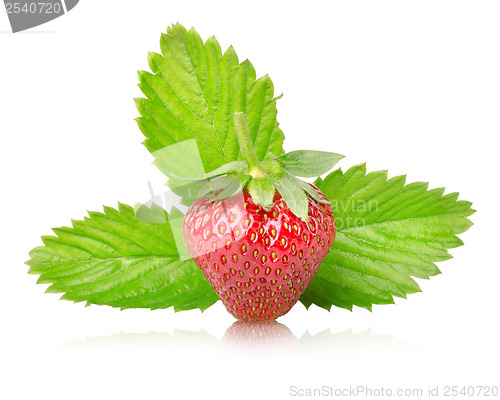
[183,187,335,321]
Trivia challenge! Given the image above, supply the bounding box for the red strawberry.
[183,185,335,321]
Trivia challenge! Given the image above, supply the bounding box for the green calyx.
[200,112,344,220]
[152,112,343,220]
[232,112,308,219]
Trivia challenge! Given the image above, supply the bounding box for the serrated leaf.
[299,164,474,311]
[26,203,218,311]
[134,202,168,224]
[136,23,285,174]
[278,150,344,177]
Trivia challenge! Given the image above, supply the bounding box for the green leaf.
[135,23,285,174]
[278,150,344,177]
[26,203,218,311]
[299,164,474,311]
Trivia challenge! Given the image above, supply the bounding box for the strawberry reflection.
[54,322,416,358]
[222,321,300,352]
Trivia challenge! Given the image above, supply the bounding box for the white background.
[1,1,499,399]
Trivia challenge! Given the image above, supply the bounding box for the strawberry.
[183,185,335,320]
[181,112,340,320]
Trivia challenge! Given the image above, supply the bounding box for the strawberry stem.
[234,112,267,178]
